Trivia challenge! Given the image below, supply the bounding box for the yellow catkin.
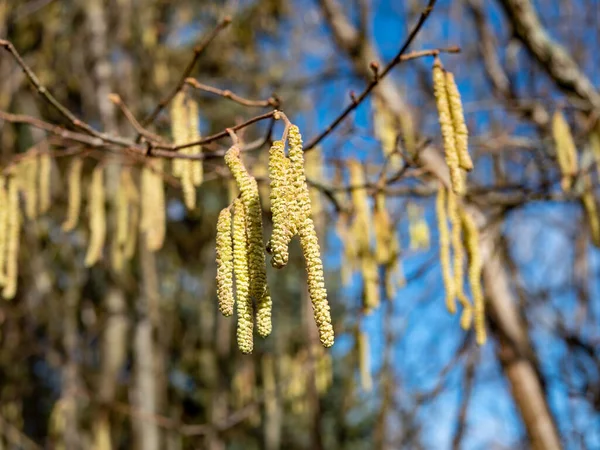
[22,156,38,220]
[315,347,332,394]
[336,212,355,287]
[2,176,20,300]
[552,110,578,191]
[111,171,130,272]
[581,175,600,247]
[140,159,166,252]
[447,190,472,329]
[347,159,371,254]
[232,198,253,354]
[0,176,7,286]
[590,125,600,177]
[461,209,487,345]
[373,192,392,265]
[170,91,188,178]
[187,97,203,187]
[288,126,334,347]
[357,330,372,392]
[84,166,106,267]
[433,58,465,195]
[268,140,294,268]
[38,153,52,214]
[445,71,473,171]
[436,186,456,314]
[408,203,430,251]
[225,145,272,337]
[361,253,380,313]
[216,206,234,316]
[121,169,139,260]
[372,95,403,172]
[62,157,84,232]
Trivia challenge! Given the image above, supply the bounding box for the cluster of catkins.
[216,125,334,353]
[432,58,486,345]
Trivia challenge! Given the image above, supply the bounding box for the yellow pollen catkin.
[38,153,52,214]
[581,175,600,247]
[140,159,166,252]
[305,147,325,232]
[216,206,234,316]
[2,176,20,300]
[436,186,456,314]
[445,72,473,171]
[170,92,188,179]
[0,176,7,286]
[233,198,253,354]
[447,190,472,329]
[22,156,38,220]
[62,157,84,232]
[372,95,402,172]
[84,166,106,267]
[225,145,272,337]
[373,192,392,265]
[268,140,294,268]
[111,170,130,273]
[433,58,465,195]
[187,97,203,187]
[347,159,371,254]
[460,209,486,345]
[552,110,578,191]
[288,126,334,347]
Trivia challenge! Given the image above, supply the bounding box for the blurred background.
[1,0,600,449]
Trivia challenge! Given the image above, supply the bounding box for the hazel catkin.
[84,165,106,267]
[216,206,234,317]
[552,110,578,191]
[225,145,272,337]
[436,186,456,314]
[268,140,294,268]
[445,71,473,171]
[62,157,84,232]
[232,198,253,354]
[2,176,20,300]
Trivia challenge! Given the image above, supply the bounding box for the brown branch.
[108,94,164,143]
[185,78,278,108]
[140,17,232,127]
[304,0,447,150]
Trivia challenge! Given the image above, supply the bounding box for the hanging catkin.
[460,209,486,345]
[22,156,38,220]
[225,145,272,337]
[581,175,600,247]
[445,72,473,171]
[84,166,106,267]
[232,198,253,354]
[288,125,335,348]
[373,192,393,265]
[111,170,130,272]
[170,92,188,179]
[447,190,473,329]
[3,176,20,300]
[216,205,234,316]
[121,168,139,261]
[38,153,52,214]
[140,159,166,252]
[408,203,430,251]
[62,157,84,232]
[347,159,371,254]
[187,97,203,187]
[433,58,465,195]
[268,140,294,268]
[436,186,456,314]
[552,110,578,191]
[304,147,325,232]
[0,176,6,286]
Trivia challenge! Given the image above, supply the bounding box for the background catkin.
[461,209,487,345]
[141,159,166,252]
[225,145,272,337]
[433,58,465,195]
[552,110,578,191]
[216,206,234,317]
[84,166,106,267]
[581,175,600,247]
[436,186,456,314]
[3,176,20,300]
[447,190,473,329]
[288,126,335,348]
[111,170,131,272]
[445,71,473,171]
[38,153,52,214]
[62,157,84,232]
[232,198,253,354]
[0,176,7,286]
[22,157,38,220]
[268,140,293,268]
[170,91,188,178]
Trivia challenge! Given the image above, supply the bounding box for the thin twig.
[108,94,164,143]
[140,17,232,127]
[304,2,446,151]
[185,78,278,108]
